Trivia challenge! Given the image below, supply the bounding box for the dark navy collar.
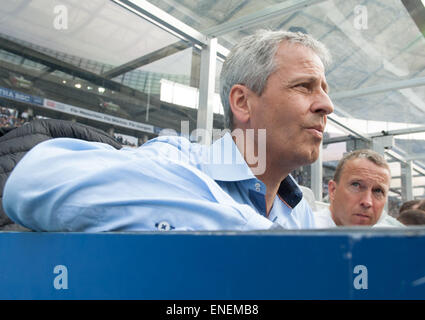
[277,175,303,209]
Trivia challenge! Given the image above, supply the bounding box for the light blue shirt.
[3,133,315,232]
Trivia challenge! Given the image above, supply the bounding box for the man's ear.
[228,84,252,126]
[328,180,337,202]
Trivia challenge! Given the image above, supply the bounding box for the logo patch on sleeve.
[155,221,175,231]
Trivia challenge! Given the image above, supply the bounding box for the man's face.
[329,158,391,226]
[247,42,334,170]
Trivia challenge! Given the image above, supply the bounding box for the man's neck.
[329,205,341,226]
[232,130,291,216]
[256,171,287,216]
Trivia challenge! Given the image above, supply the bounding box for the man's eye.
[348,182,361,192]
[294,83,311,91]
[373,188,384,195]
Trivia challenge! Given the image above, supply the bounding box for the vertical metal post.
[190,49,201,88]
[372,136,394,213]
[401,160,414,201]
[196,37,217,145]
[146,73,151,122]
[311,142,323,202]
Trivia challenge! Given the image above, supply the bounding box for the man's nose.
[360,190,373,208]
[311,90,334,115]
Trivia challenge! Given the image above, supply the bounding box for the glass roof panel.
[205,0,425,128]
[332,88,425,124]
[0,0,180,69]
[146,0,285,32]
[217,0,425,81]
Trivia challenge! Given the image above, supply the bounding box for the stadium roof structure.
[0,0,425,203]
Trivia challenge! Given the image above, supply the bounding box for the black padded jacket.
[0,119,122,231]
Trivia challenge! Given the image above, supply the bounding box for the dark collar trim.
[277,176,302,209]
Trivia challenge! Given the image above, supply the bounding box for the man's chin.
[304,147,320,164]
[351,214,373,226]
[285,145,320,168]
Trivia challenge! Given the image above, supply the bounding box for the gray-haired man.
[219,29,334,227]
[4,30,334,231]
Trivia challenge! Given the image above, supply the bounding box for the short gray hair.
[333,149,390,183]
[219,29,331,129]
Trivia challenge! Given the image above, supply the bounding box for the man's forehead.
[342,158,391,182]
[273,43,326,82]
[275,42,324,66]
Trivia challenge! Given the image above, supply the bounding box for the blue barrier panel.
[0,228,424,300]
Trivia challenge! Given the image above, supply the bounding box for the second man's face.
[329,158,391,226]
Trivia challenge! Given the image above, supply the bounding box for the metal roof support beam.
[326,112,425,181]
[113,0,208,46]
[369,125,425,138]
[102,41,191,78]
[393,185,425,190]
[330,76,425,100]
[386,148,425,177]
[203,0,327,37]
[324,113,425,202]
[323,135,354,145]
[385,149,408,164]
[112,0,229,59]
[327,115,371,142]
[392,174,423,179]
[324,124,425,146]
[406,153,425,161]
[322,113,425,200]
[389,188,402,196]
[0,35,140,96]
[413,165,425,176]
